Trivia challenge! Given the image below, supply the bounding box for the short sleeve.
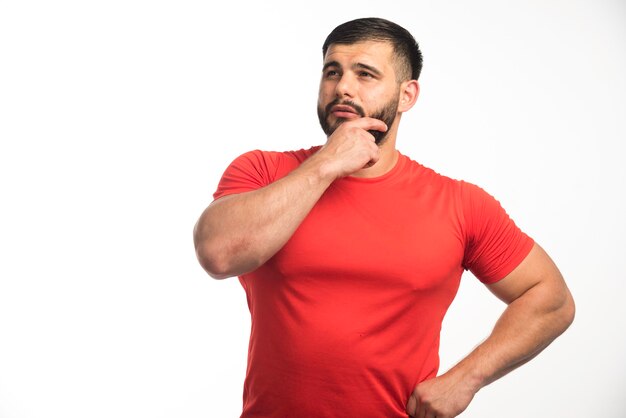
[460,181,534,284]
[213,150,282,201]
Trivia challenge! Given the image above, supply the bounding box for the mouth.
[330,104,361,119]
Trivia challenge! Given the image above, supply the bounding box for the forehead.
[323,41,395,69]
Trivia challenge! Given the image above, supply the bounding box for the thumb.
[406,393,417,417]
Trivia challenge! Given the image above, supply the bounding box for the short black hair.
[322,17,423,82]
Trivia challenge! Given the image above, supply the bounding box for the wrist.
[300,150,339,185]
[446,358,488,396]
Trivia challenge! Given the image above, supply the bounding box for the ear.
[397,80,419,113]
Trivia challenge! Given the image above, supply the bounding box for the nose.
[335,73,356,99]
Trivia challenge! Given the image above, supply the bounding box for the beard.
[317,96,399,145]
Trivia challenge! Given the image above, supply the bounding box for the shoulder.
[396,153,503,229]
[234,146,320,177]
[213,146,321,200]
[398,152,467,195]
[237,146,319,166]
[224,146,321,182]
[401,154,497,199]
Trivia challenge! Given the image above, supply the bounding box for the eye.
[359,71,373,78]
[325,70,339,78]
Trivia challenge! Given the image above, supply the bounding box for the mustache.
[325,99,365,117]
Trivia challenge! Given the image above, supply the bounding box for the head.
[317,18,423,145]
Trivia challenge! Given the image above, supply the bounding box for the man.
[193,17,575,418]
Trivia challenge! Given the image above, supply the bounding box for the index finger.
[349,116,388,132]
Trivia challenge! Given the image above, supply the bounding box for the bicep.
[486,243,567,305]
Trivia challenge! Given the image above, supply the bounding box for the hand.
[314,117,387,179]
[406,372,477,418]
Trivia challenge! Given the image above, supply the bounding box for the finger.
[406,395,417,416]
[367,150,380,167]
[365,143,381,166]
[363,153,378,168]
[412,400,425,418]
[349,116,388,132]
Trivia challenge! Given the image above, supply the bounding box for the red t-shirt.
[213,147,534,418]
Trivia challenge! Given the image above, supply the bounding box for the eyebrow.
[355,63,383,77]
[322,61,383,77]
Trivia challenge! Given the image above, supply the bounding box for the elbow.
[193,218,235,280]
[549,285,576,336]
[193,220,261,279]
[195,244,236,280]
[561,289,576,330]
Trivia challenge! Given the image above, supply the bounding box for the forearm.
[193,153,335,279]
[446,279,575,392]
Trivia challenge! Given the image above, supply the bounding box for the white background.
[1,0,625,417]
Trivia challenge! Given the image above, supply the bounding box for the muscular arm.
[193,117,386,279]
[407,243,575,418]
[193,156,333,279]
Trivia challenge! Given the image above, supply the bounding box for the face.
[317,41,402,145]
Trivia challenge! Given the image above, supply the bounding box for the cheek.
[362,95,384,114]
[365,86,397,109]
[318,85,332,105]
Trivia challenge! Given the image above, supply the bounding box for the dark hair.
[322,17,423,82]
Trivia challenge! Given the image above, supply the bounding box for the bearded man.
[193,17,575,418]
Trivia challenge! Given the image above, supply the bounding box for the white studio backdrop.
[1,0,624,417]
